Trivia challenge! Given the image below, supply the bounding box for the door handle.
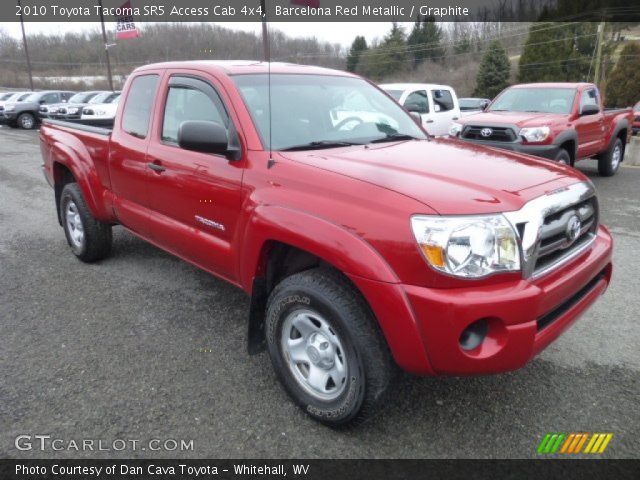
[452,117,459,120]
[425,119,434,123]
[147,162,166,173]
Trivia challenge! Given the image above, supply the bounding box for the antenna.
[261,0,275,168]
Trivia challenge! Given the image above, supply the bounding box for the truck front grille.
[504,182,598,279]
[461,125,517,142]
[533,197,598,276]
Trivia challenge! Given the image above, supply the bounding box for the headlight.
[67,107,78,114]
[5,105,15,112]
[520,126,550,142]
[96,110,106,115]
[449,122,463,137]
[50,107,59,113]
[411,214,520,278]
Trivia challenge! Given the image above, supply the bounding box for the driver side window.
[161,76,229,145]
[403,90,429,114]
[580,89,598,111]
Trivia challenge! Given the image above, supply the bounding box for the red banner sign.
[115,1,140,40]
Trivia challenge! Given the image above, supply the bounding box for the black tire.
[265,268,396,427]
[598,138,623,177]
[554,148,572,166]
[60,183,112,262]
[17,112,36,130]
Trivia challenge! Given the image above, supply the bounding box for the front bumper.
[458,138,560,160]
[351,226,613,375]
[0,112,16,124]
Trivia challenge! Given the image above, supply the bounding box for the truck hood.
[460,110,567,128]
[280,139,586,215]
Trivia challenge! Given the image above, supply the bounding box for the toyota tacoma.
[449,82,633,176]
[40,62,613,426]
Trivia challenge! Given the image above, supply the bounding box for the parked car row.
[0,89,121,129]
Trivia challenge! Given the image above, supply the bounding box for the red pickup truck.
[450,83,634,176]
[40,62,613,426]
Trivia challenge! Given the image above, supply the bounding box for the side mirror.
[410,112,422,126]
[481,101,490,111]
[581,104,600,116]
[178,120,229,156]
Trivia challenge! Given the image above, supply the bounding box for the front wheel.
[265,268,395,427]
[60,183,112,262]
[554,148,572,166]
[598,138,623,177]
[17,112,35,130]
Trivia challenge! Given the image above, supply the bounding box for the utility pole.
[98,0,115,91]
[593,21,605,87]
[17,0,34,91]
[260,0,270,61]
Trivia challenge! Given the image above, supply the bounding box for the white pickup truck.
[380,83,461,136]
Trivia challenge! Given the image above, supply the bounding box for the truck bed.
[43,118,113,134]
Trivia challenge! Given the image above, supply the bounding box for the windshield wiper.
[369,133,420,144]
[279,140,362,152]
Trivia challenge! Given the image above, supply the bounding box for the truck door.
[109,73,161,236]
[402,89,432,133]
[575,87,605,158]
[144,72,244,281]
[429,87,460,136]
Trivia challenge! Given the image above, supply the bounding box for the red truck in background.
[40,62,613,426]
[449,83,634,176]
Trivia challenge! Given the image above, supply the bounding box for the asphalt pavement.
[0,127,638,459]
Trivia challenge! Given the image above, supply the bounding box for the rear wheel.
[17,112,35,130]
[60,183,112,262]
[554,148,572,166]
[598,138,623,177]
[265,268,395,427]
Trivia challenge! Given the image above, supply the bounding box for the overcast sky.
[2,21,404,49]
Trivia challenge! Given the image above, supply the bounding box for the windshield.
[383,89,404,101]
[489,87,576,114]
[24,92,43,102]
[68,92,99,104]
[233,74,426,151]
[459,98,485,110]
[0,93,14,101]
[89,92,119,104]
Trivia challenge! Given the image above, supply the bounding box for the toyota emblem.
[566,215,582,243]
[480,128,493,137]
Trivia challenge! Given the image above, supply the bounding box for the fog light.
[459,319,488,351]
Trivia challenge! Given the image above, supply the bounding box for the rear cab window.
[122,74,160,139]
[431,89,455,112]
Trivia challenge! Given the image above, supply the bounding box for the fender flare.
[239,205,399,291]
[50,138,112,223]
[552,129,578,160]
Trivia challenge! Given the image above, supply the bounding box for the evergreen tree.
[604,43,640,107]
[407,16,444,66]
[518,22,599,82]
[473,41,511,98]
[346,36,368,73]
[359,23,408,79]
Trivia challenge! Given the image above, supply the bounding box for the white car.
[80,93,121,122]
[380,83,461,136]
